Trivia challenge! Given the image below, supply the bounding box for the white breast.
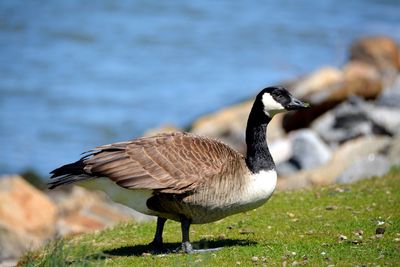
[240,169,277,205]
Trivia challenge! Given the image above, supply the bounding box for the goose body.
[82,133,277,224]
[49,86,308,253]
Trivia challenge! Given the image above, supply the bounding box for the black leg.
[149,217,167,254]
[180,216,193,253]
[175,216,221,253]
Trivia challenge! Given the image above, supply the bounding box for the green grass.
[20,170,400,266]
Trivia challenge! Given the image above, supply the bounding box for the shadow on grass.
[103,239,257,257]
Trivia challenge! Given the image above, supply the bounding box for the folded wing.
[83,132,244,194]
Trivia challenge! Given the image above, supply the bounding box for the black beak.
[286,98,310,110]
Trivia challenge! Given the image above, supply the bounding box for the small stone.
[239,229,254,234]
[325,205,337,210]
[338,234,348,241]
[394,238,400,242]
[251,256,259,262]
[291,256,308,266]
[354,229,364,238]
[376,227,386,235]
[305,230,314,235]
[334,187,345,193]
[287,212,295,218]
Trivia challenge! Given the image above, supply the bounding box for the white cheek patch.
[262,93,286,116]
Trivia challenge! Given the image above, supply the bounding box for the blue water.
[1,0,399,177]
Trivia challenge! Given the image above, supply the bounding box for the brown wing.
[82,132,245,194]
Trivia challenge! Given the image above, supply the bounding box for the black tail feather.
[48,158,91,189]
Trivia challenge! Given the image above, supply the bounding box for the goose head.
[257,86,309,117]
[245,86,309,173]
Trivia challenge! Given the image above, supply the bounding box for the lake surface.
[1,0,399,177]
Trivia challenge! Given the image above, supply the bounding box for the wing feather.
[83,132,245,194]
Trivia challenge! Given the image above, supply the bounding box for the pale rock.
[0,175,57,239]
[387,134,400,166]
[289,129,331,170]
[349,36,400,73]
[50,186,153,236]
[0,224,42,262]
[0,259,18,267]
[283,37,399,132]
[310,62,383,104]
[191,101,252,152]
[293,67,343,99]
[276,161,299,177]
[343,61,381,82]
[336,154,390,184]
[0,175,56,262]
[378,75,400,108]
[283,56,385,132]
[277,136,391,190]
[362,104,400,136]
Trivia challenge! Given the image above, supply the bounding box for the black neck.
[245,103,275,173]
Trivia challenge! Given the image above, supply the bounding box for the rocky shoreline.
[188,36,400,190]
[1,36,399,265]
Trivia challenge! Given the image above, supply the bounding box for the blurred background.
[1,0,399,177]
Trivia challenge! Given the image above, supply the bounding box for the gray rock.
[378,75,400,108]
[311,97,374,145]
[336,154,390,184]
[312,95,400,144]
[362,105,400,136]
[290,129,331,170]
[0,259,18,267]
[276,161,299,177]
[0,224,41,263]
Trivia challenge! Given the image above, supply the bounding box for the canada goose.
[49,86,308,253]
